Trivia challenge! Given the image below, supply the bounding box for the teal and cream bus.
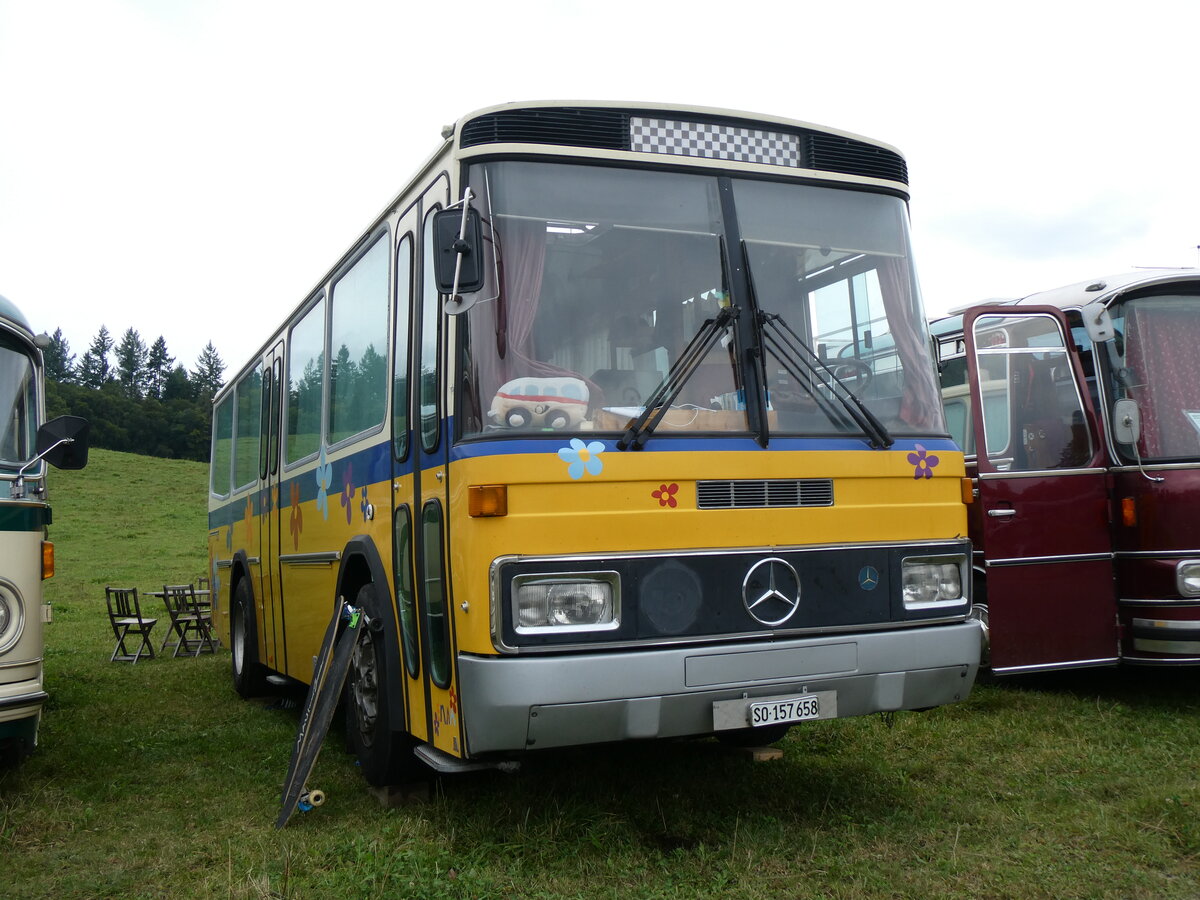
[0,295,88,764]
[209,102,981,785]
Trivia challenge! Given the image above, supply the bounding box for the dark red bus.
[933,270,1200,674]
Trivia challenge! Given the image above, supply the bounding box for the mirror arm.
[10,437,74,498]
[1125,423,1165,485]
[449,187,476,306]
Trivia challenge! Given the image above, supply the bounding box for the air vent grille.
[803,133,908,183]
[460,108,629,151]
[697,479,834,510]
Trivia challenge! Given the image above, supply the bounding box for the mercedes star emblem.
[742,557,801,626]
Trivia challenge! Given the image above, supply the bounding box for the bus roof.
[934,269,1200,333]
[0,294,33,336]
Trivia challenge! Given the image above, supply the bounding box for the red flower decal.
[652,483,679,508]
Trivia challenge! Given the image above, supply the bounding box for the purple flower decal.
[340,463,355,524]
[908,444,940,480]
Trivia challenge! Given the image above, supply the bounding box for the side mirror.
[432,206,485,297]
[37,415,90,470]
[1082,301,1116,343]
[1112,399,1141,446]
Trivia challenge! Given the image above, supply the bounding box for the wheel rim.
[350,629,380,748]
[232,599,245,673]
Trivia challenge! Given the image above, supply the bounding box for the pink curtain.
[1124,305,1200,457]
[878,258,941,430]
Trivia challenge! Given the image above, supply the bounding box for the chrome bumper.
[458,620,982,754]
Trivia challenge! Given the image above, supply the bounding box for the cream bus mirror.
[1112,399,1141,446]
[432,206,485,312]
[37,415,90,470]
[1082,301,1116,343]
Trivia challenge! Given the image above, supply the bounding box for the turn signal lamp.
[1121,497,1137,527]
[468,484,508,517]
[42,541,55,580]
[961,478,975,504]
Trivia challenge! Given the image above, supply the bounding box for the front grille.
[696,479,834,509]
[459,107,908,184]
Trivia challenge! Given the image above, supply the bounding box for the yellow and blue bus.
[0,295,88,764]
[208,102,980,783]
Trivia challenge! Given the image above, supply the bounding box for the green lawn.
[1,449,1198,898]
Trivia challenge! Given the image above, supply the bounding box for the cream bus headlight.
[513,574,619,633]
[902,557,966,609]
[0,582,25,654]
[1177,561,1200,597]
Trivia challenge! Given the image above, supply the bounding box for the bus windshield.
[1107,294,1200,462]
[0,332,37,468]
[459,161,944,439]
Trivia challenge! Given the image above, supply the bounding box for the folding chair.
[160,583,217,657]
[106,586,157,663]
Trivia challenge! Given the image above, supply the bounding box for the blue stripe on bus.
[450,434,959,460]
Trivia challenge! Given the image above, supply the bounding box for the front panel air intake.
[697,479,835,510]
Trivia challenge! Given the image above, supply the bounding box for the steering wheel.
[828,359,872,393]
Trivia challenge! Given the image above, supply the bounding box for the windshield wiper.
[759,312,893,449]
[739,241,891,449]
[616,305,738,451]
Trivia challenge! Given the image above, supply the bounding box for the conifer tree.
[115,327,148,400]
[145,335,175,400]
[77,325,114,389]
[191,341,226,399]
[43,328,76,382]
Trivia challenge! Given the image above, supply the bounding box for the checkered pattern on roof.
[629,117,800,167]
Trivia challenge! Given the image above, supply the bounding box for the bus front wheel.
[345,583,419,786]
[231,578,269,698]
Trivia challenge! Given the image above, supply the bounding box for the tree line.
[44,326,225,462]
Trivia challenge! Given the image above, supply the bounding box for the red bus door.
[965,306,1119,672]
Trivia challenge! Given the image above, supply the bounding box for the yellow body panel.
[446,447,966,655]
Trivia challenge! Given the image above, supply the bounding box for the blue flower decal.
[558,438,605,480]
[908,444,940,480]
[315,448,333,519]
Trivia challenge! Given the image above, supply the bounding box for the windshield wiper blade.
[616,305,738,451]
[759,312,893,449]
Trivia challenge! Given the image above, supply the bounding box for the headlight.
[0,581,25,654]
[513,573,619,634]
[1177,561,1200,597]
[902,556,966,609]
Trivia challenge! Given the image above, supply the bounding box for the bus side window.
[234,364,262,490]
[329,233,389,445]
[286,296,326,465]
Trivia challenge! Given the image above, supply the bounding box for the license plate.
[749,694,823,726]
[712,690,837,730]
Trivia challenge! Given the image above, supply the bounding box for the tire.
[716,724,791,747]
[231,578,269,698]
[344,583,419,786]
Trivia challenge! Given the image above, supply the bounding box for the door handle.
[987,508,1017,518]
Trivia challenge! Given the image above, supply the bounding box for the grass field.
[1,448,1198,898]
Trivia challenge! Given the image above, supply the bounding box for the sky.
[3,0,1199,376]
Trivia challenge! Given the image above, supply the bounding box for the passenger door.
[390,210,426,741]
[412,178,463,756]
[258,343,285,671]
[965,306,1119,672]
